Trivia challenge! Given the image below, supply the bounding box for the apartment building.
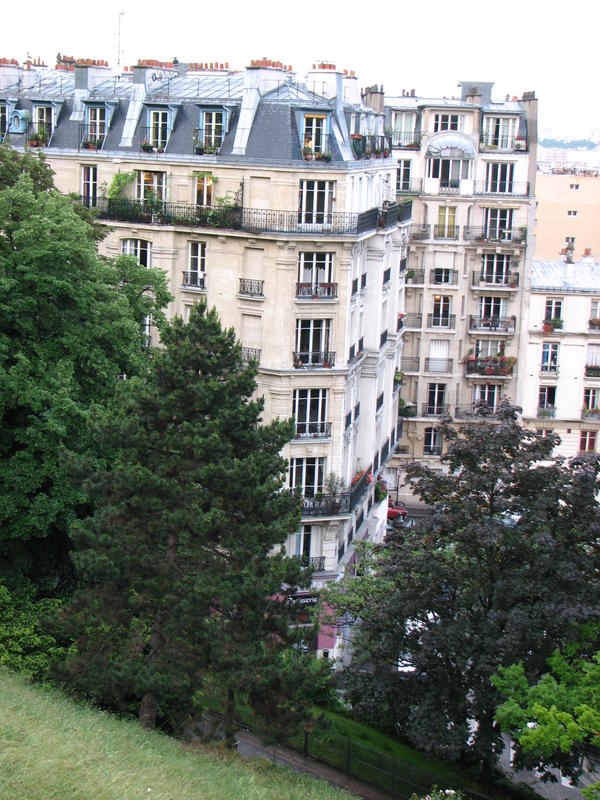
[370,81,537,491]
[535,171,600,260]
[0,55,410,654]
[519,258,600,458]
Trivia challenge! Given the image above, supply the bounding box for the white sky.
[6,0,600,139]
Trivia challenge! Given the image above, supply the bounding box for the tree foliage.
[0,151,170,591]
[327,404,600,778]
[56,306,317,735]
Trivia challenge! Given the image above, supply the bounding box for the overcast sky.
[6,0,599,140]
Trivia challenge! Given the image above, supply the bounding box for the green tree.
[57,306,314,734]
[0,151,170,595]
[494,627,600,795]
[328,404,600,779]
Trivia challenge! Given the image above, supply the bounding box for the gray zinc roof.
[531,260,600,293]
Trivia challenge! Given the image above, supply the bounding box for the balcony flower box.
[141,140,154,153]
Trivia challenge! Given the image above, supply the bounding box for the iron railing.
[472,271,519,288]
[390,130,422,147]
[79,123,106,151]
[423,444,443,456]
[296,282,338,299]
[300,469,371,518]
[455,404,499,419]
[400,356,420,372]
[585,365,600,377]
[433,225,459,239]
[193,127,223,155]
[301,133,332,160]
[294,421,332,438]
[379,203,400,229]
[582,408,600,421]
[405,270,425,284]
[421,403,450,416]
[293,351,335,368]
[465,358,514,376]
[427,314,456,329]
[238,278,264,297]
[241,347,261,364]
[429,269,458,285]
[399,201,413,222]
[350,134,391,160]
[402,313,422,328]
[182,272,206,289]
[474,181,530,197]
[537,406,556,418]
[396,179,423,194]
[409,224,430,240]
[424,358,453,373]
[469,316,516,333]
[480,135,527,151]
[464,226,527,243]
[140,126,169,153]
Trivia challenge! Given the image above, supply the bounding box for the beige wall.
[535,173,600,260]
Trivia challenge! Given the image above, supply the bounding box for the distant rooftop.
[531,260,600,293]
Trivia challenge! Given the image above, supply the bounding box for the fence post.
[392,756,396,798]
[346,736,351,774]
[303,730,308,757]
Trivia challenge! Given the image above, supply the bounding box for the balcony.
[402,313,422,329]
[427,314,456,330]
[296,282,338,299]
[293,351,335,368]
[585,365,600,377]
[421,403,450,417]
[424,358,453,373]
[293,421,332,438]
[350,133,391,160]
[300,469,371,518]
[239,278,264,298]
[302,134,332,160]
[79,123,106,151]
[400,356,420,372]
[423,444,443,456]
[455,404,499,419]
[391,130,422,148]
[140,126,169,153]
[182,271,206,290]
[537,406,556,418]
[405,270,425,285]
[582,408,600,421]
[397,179,424,194]
[474,181,530,197]
[399,201,413,223]
[241,347,261,364]
[27,122,52,148]
[479,135,527,152]
[433,225,459,240]
[472,271,519,289]
[464,227,527,244]
[589,319,600,332]
[464,356,515,377]
[469,316,516,334]
[409,224,430,240]
[379,203,400,229]
[430,269,458,286]
[193,128,222,156]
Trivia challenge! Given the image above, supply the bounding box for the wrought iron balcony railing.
[479,135,527,151]
[474,181,530,197]
[537,405,556,418]
[433,225,459,239]
[300,469,371,518]
[465,358,514,377]
[350,134,392,160]
[400,356,420,372]
[301,133,332,160]
[405,270,425,284]
[469,316,516,333]
[79,123,106,151]
[399,201,413,223]
[454,404,499,419]
[182,272,206,289]
[424,358,453,373]
[423,444,443,456]
[402,313,422,328]
[396,179,423,194]
[294,421,332,438]
[430,269,458,285]
[582,408,600,421]
[391,130,422,147]
[585,365,600,377]
[464,226,527,243]
[140,126,170,153]
[238,278,264,297]
[241,347,261,364]
[293,351,335,368]
[296,282,338,299]
[193,127,223,155]
[409,224,430,240]
[472,271,519,288]
[427,314,456,330]
[421,403,450,417]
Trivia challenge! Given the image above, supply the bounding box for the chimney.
[582,246,594,263]
[0,58,21,90]
[362,84,384,113]
[75,58,111,90]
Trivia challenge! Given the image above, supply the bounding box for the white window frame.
[423,427,442,454]
[289,457,325,496]
[81,165,97,208]
[295,319,331,355]
[34,105,52,138]
[480,296,508,320]
[538,385,556,409]
[482,116,517,148]
[485,162,514,193]
[121,238,152,268]
[148,108,169,149]
[136,170,167,202]
[203,110,224,149]
[195,173,213,208]
[87,106,106,140]
[293,389,328,437]
[303,114,327,154]
[297,253,334,287]
[474,383,500,409]
[298,180,335,225]
[185,241,206,289]
[481,253,510,283]
[580,431,596,453]
[396,159,412,192]
[544,298,563,321]
[433,113,462,133]
[484,207,514,239]
[541,342,559,372]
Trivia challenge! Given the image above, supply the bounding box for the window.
[34,105,52,139]
[121,239,152,268]
[148,109,169,148]
[436,206,457,237]
[392,111,417,142]
[195,173,213,208]
[545,298,563,321]
[580,431,596,453]
[184,242,206,289]
[136,170,166,202]
[432,295,451,325]
[480,296,508,321]
[484,208,514,239]
[295,319,331,362]
[427,158,469,187]
[396,159,412,192]
[474,383,500,409]
[293,526,312,558]
[293,389,328,436]
[81,165,97,208]
[591,300,600,320]
[538,385,556,409]
[303,114,327,154]
[0,104,6,137]
[481,253,510,284]
[297,252,334,296]
[426,384,446,415]
[476,339,504,357]
[570,184,580,190]
[87,106,106,143]
[587,344,600,367]
[424,427,442,455]
[289,457,325,496]
[567,210,578,216]
[566,236,575,245]
[584,388,600,410]
[203,110,224,149]
[433,113,461,132]
[482,116,517,148]
[541,342,559,372]
[432,267,453,284]
[298,180,334,225]
[485,162,514,193]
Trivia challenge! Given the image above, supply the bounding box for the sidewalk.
[235,729,392,800]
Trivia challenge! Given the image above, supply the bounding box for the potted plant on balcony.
[590,318,600,330]
[398,398,417,417]
[141,138,154,153]
[551,318,563,330]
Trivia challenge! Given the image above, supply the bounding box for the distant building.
[535,171,600,261]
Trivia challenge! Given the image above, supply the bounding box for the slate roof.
[531,260,600,293]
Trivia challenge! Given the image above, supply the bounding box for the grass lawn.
[0,669,353,800]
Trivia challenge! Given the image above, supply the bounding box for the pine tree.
[59,305,311,733]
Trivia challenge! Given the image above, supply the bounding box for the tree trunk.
[139,691,158,729]
[224,687,236,749]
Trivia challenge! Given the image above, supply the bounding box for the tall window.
[541,343,559,372]
[426,384,446,415]
[295,319,331,362]
[482,116,517,148]
[81,165,97,208]
[34,105,52,139]
[427,158,469,187]
[591,300,600,319]
[587,344,600,367]
[480,296,507,320]
[484,208,513,239]
[433,113,462,132]
[184,242,206,289]
[289,457,325,496]
[293,525,312,558]
[293,389,328,436]
[485,162,514,193]
[481,253,510,284]
[149,109,169,148]
[392,111,417,139]
[580,431,596,453]
[203,110,223,148]
[298,180,334,225]
[0,105,6,137]
[538,385,556,409]
[297,253,334,290]
[195,173,213,208]
[584,388,600,411]
[121,239,152,268]
[432,295,451,325]
[476,339,504,357]
[544,298,563,321]
[436,206,457,237]
[136,170,166,202]
[396,159,412,192]
[87,106,106,141]
[303,115,327,154]
[474,383,500,409]
[424,427,442,455]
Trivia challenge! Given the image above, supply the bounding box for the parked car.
[387,500,407,521]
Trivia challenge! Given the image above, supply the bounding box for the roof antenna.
[116,11,125,77]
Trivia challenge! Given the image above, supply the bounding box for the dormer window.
[33,105,52,142]
[482,116,519,150]
[148,108,170,149]
[82,105,106,149]
[194,109,225,155]
[303,114,328,156]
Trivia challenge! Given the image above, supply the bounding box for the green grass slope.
[0,670,352,800]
